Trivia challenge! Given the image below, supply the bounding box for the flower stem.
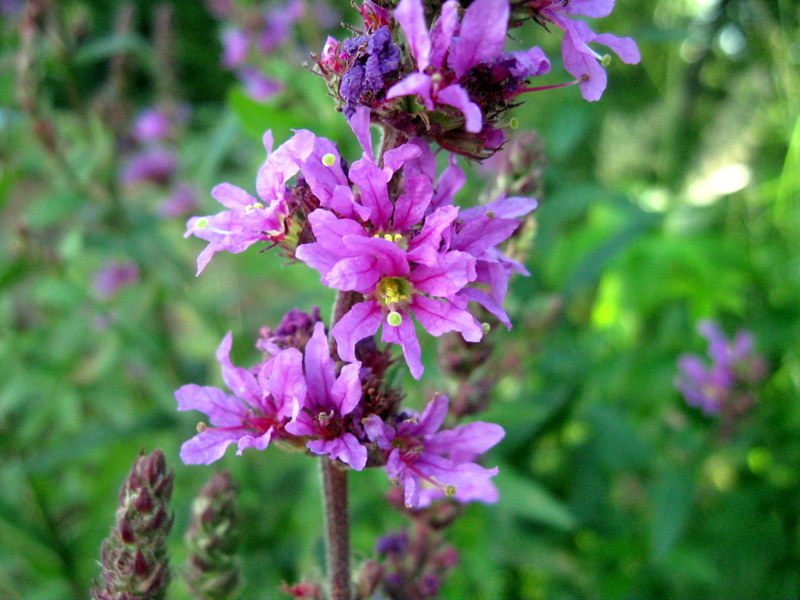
[321,458,351,600]
[319,289,362,600]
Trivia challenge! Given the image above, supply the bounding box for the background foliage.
[1,0,798,598]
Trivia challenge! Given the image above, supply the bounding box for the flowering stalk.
[176,3,641,598]
[183,470,240,600]
[91,449,174,600]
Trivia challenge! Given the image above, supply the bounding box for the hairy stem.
[321,458,351,600]
[319,289,362,600]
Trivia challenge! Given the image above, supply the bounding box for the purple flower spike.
[285,322,367,470]
[364,395,504,508]
[176,332,305,465]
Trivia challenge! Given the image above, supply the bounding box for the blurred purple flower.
[238,67,283,102]
[676,320,767,417]
[259,0,305,53]
[93,260,139,300]
[120,148,178,185]
[132,108,173,143]
[157,183,199,219]
[221,27,249,68]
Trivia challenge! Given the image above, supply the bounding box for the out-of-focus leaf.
[649,466,694,559]
[497,466,577,531]
[74,34,150,65]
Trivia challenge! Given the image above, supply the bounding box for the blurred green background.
[1,0,798,598]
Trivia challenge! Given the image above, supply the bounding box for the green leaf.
[650,467,694,559]
[497,466,577,531]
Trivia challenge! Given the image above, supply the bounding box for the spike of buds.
[183,470,240,600]
[91,449,174,600]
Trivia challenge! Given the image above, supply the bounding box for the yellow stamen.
[322,153,336,167]
[196,422,208,433]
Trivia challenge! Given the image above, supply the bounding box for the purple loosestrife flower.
[120,148,178,185]
[388,0,508,133]
[292,109,482,379]
[259,0,305,53]
[221,27,249,68]
[675,320,767,417]
[523,0,641,100]
[285,322,368,470]
[388,0,549,135]
[184,129,319,274]
[364,395,504,508]
[176,332,305,464]
[450,194,537,327]
[132,108,173,143]
[157,182,198,219]
[93,260,140,301]
[238,67,284,102]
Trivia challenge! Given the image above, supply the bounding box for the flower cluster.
[314,0,639,157]
[177,312,504,507]
[676,320,767,419]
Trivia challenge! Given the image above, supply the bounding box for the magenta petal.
[326,255,381,293]
[342,235,410,278]
[387,73,434,110]
[308,433,368,470]
[304,321,336,407]
[593,32,641,64]
[436,84,483,133]
[180,429,243,465]
[411,295,483,342]
[413,394,449,436]
[211,182,257,209]
[295,242,338,279]
[332,301,383,362]
[215,333,259,401]
[298,138,348,204]
[431,153,465,209]
[363,414,393,449]
[394,0,431,70]
[460,195,537,220]
[383,143,422,175]
[331,362,363,417]
[175,384,247,427]
[307,209,367,250]
[381,314,424,379]
[448,0,509,77]
[427,422,505,458]
[562,0,614,18]
[349,159,392,228]
[264,347,305,418]
[348,106,374,157]
[393,175,433,231]
[429,0,459,70]
[459,287,511,329]
[407,205,459,267]
[411,250,476,297]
